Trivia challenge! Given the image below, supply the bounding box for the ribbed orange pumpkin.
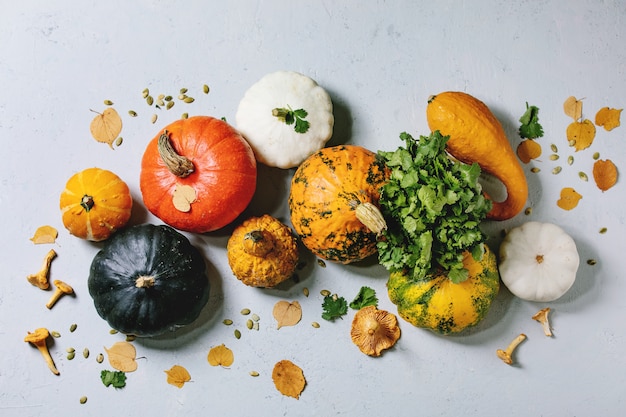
[59,167,133,241]
[140,116,257,233]
[288,145,389,263]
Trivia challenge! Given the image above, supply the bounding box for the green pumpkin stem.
[158,130,195,178]
[81,195,95,212]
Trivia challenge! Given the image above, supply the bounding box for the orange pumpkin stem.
[243,230,275,257]
[158,130,195,178]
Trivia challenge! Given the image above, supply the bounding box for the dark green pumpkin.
[88,224,210,337]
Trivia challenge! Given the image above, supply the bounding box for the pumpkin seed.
[128,110,138,117]
[178,94,187,100]
[109,329,118,334]
[249,371,259,377]
[240,308,251,315]
[552,166,562,175]
[579,171,588,181]
[568,139,576,147]
[67,351,75,360]
[166,101,175,110]
[51,331,61,338]
[183,96,195,103]
[599,227,608,234]
[587,259,597,266]
[317,259,326,268]
[203,84,210,94]
[524,207,532,215]
[164,95,173,101]
[69,323,77,332]
[253,322,259,331]
[303,287,309,297]
[66,347,75,353]
[151,114,158,124]
[156,98,165,107]
[79,396,88,404]
[142,88,149,98]
[115,137,123,147]
[146,95,154,106]
[157,93,165,100]
[246,319,254,329]
[549,154,559,161]
[180,87,188,94]
[593,151,600,160]
[320,289,331,297]
[530,167,541,173]
[104,99,114,106]
[550,144,558,153]
[251,314,260,322]
[311,321,320,328]
[223,319,233,325]
[234,329,241,339]
[567,155,574,165]
[181,112,188,119]
[83,348,89,359]
[96,353,104,363]
[126,335,136,342]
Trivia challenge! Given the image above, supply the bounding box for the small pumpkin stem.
[135,276,155,288]
[158,130,195,178]
[81,195,95,212]
[272,107,291,122]
[354,202,387,236]
[243,230,275,258]
[536,254,544,264]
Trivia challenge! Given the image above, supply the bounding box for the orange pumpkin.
[140,116,257,233]
[288,145,389,263]
[59,167,133,241]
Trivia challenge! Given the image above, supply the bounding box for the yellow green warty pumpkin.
[387,244,500,335]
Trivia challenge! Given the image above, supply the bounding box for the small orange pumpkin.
[59,167,133,241]
[140,116,257,233]
[288,145,389,264]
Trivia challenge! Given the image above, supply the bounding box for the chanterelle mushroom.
[350,305,401,357]
[46,280,74,309]
[532,307,553,337]
[27,249,57,290]
[24,328,59,375]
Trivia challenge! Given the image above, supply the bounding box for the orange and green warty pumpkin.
[288,145,389,264]
[387,244,500,335]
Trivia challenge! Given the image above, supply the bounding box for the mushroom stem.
[46,280,74,309]
[27,249,57,290]
[496,333,527,365]
[532,307,553,337]
[25,328,59,375]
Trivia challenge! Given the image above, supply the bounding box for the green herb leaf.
[519,102,544,139]
[321,294,348,321]
[349,286,378,310]
[376,131,491,282]
[272,106,310,133]
[100,370,127,388]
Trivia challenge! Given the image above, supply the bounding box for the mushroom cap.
[24,328,50,343]
[350,306,401,356]
[53,280,74,294]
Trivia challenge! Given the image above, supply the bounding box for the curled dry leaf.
[104,341,138,372]
[272,360,306,399]
[172,184,197,212]
[593,159,618,192]
[90,108,123,149]
[563,96,583,121]
[557,187,582,211]
[595,107,622,131]
[207,344,234,367]
[516,139,542,164]
[164,365,191,388]
[566,119,596,151]
[30,225,58,244]
[273,300,302,329]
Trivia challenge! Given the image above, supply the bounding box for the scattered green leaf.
[519,102,544,139]
[321,294,348,321]
[349,286,378,310]
[100,370,127,388]
[272,106,310,133]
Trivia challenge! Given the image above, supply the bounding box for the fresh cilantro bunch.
[376,131,492,283]
[518,102,544,139]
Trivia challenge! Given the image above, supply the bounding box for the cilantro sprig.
[321,294,348,321]
[272,105,310,133]
[349,286,378,310]
[376,131,491,283]
[518,102,544,139]
[101,370,127,388]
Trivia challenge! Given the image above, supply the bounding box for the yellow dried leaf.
[595,107,622,131]
[104,341,137,372]
[30,225,58,244]
[556,187,582,211]
[164,365,191,388]
[207,344,234,367]
[566,119,596,151]
[516,139,542,164]
[90,107,123,149]
[273,300,302,329]
[172,184,197,212]
[272,360,306,399]
[563,96,583,121]
[593,159,618,192]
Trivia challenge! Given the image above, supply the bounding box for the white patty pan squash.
[498,221,580,302]
[235,71,334,169]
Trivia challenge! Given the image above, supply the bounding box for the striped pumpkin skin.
[288,145,389,264]
[387,245,500,335]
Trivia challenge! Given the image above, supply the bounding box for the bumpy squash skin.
[387,245,500,335]
[426,91,528,221]
[288,145,389,264]
[88,224,210,337]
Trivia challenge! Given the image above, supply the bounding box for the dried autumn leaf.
[30,225,58,244]
[563,96,583,121]
[104,341,137,372]
[164,365,191,388]
[207,344,234,367]
[272,360,306,399]
[273,300,302,329]
[593,159,618,192]
[516,139,542,164]
[172,184,197,212]
[595,107,622,131]
[566,119,596,151]
[556,187,582,211]
[90,108,123,149]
